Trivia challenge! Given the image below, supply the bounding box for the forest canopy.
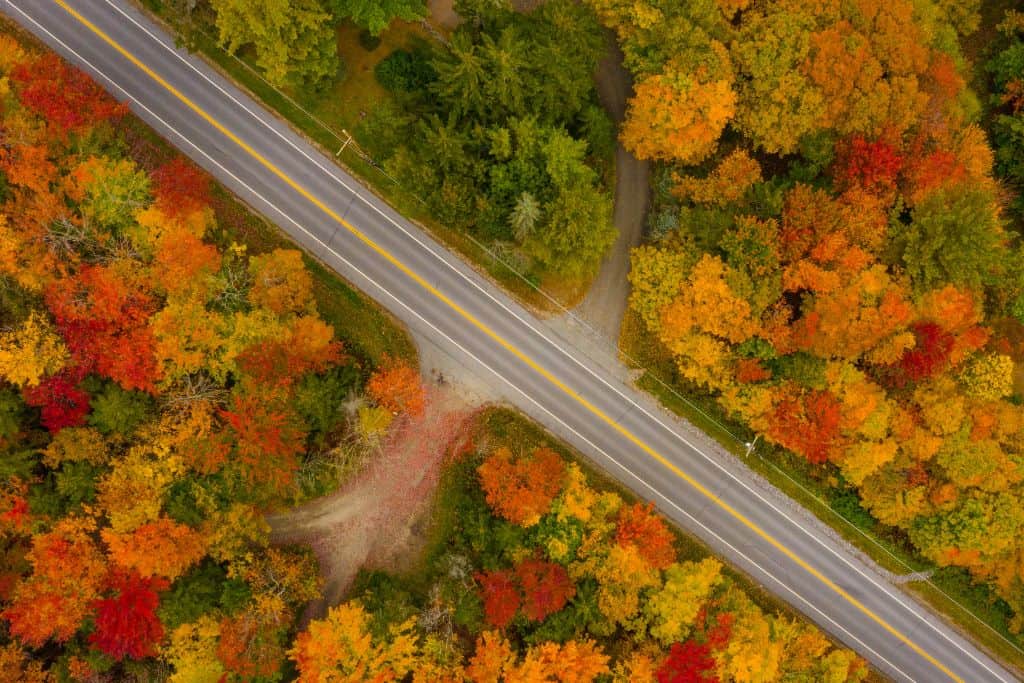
[0,30,425,680]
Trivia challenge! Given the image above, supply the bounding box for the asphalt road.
[4,2,1017,681]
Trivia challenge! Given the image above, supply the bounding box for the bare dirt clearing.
[267,388,477,620]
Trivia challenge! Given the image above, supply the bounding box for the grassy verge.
[619,309,1024,673]
[132,0,591,312]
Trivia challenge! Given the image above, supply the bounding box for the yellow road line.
[52,1,961,678]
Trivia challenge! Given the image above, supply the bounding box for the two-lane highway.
[5,1,1016,680]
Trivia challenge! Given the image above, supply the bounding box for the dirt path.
[426,0,460,32]
[573,37,651,343]
[267,389,476,620]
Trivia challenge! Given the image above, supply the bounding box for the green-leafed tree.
[324,0,428,36]
[209,0,339,88]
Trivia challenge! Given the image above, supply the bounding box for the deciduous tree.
[515,558,575,622]
[10,53,126,135]
[3,517,107,647]
[209,0,339,88]
[478,446,565,526]
[616,502,677,570]
[0,311,68,388]
[367,357,425,417]
[289,601,419,681]
[89,569,168,661]
[476,569,520,629]
[103,517,206,581]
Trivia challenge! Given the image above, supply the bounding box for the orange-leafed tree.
[3,517,108,647]
[366,356,425,416]
[764,387,844,465]
[616,502,678,570]
[507,639,611,681]
[219,392,307,494]
[247,248,315,317]
[217,611,288,681]
[288,601,418,681]
[102,517,206,581]
[477,446,566,527]
[465,631,515,682]
[621,61,736,165]
[0,643,51,683]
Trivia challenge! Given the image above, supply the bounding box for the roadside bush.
[374,48,435,93]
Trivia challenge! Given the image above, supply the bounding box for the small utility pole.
[336,129,353,156]
[744,434,760,458]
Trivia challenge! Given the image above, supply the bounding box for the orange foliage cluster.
[367,356,426,416]
[477,446,565,526]
[616,502,678,570]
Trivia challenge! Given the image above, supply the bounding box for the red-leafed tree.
[89,570,168,661]
[219,393,306,492]
[476,570,520,629]
[514,558,575,622]
[702,612,734,652]
[656,641,719,683]
[903,149,966,202]
[765,388,843,465]
[151,157,212,218]
[895,321,954,385]
[616,502,678,570]
[833,136,903,194]
[22,372,90,433]
[45,266,158,392]
[10,54,126,135]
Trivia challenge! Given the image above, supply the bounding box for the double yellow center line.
[49,1,964,679]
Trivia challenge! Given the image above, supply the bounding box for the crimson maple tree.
[151,157,212,218]
[10,53,126,135]
[22,372,91,433]
[89,569,168,661]
[656,641,719,683]
[894,321,954,385]
[515,558,575,622]
[476,569,520,629]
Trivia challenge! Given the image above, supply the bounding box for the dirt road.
[574,38,651,343]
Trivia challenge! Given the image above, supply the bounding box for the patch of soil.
[267,388,477,621]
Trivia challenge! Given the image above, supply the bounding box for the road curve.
[4,2,1016,681]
